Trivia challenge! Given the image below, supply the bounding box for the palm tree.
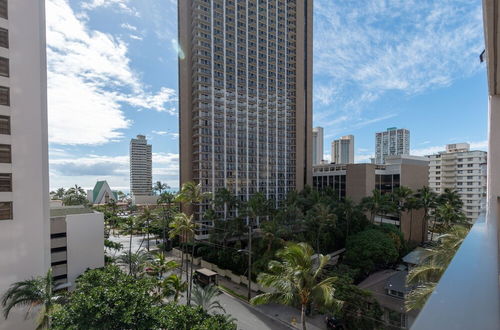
[148,253,179,279]
[169,212,197,305]
[416,186,438,241]
[338,197,355,244]
[2,269,64,329]
[154,181,169,195]
[251,242,342,330]
[404,196,422,242]
[191,284,226,314]
[137,206,156,251]
[434,203,467,233]
[117,250,152,278]
[361,189,387,223]
[175,181,212,211]
[119,216,138,272]
[157,191,176,252]
[308,203,336,253]
[214,187,238,221]
[406,225,469,311]
[162,274,188,303]
[54,187,65,200]
[392,186,413,223]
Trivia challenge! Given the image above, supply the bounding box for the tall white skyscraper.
[375,127,410,164]
[312,127,324,165]
[332,135,354,164]
[130,135,152,196]
[427,143,487,223]
[0,1,51,329]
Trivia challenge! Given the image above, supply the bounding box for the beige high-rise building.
[0,1,51,329]
[179,0,313,235]
[312,127,324,165]
[130,135,152,196]
[427,143,487,223]
[332,135,354,164]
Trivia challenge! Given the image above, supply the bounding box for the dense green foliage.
[344,227,401,276]
[51,266,235,330]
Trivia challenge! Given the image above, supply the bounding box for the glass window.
[0,201,12,220]
[0,173,10,191]
[0,144,10,163]
[0,115,9,134]
[0,86,9,106]
[0,0,6,20]
[0,57,8,77]
[0,28,7,49]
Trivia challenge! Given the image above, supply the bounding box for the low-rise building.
[87,180,118,205]
[313,155,429,242]
[426,143,487,222]
[50,206,104,290]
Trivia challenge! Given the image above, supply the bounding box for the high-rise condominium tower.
[375,127,410,164]
[130,135,152,196]
[427,143,487,223]
[0,1,51,329]
[312,127,323,165]
[178,0,313,229]
[332,135,354,164]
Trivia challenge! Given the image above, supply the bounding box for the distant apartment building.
[178,0,313,236]
[312,127,324,165]
[0,1,51,329]
[130,135,152,196]
[375,127,410,164]
[50,206,104,290]
[331,135,354,164]
[313,155,429,242]
[427,143,487,222]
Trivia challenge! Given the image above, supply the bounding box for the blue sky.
[46,0,488,192]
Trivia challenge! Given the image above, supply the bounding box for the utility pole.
[247,220,252,301]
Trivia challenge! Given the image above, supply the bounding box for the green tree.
[251,242,341,330]
[344,228,400,276]
[404,196,422,242]
[2,268,64,330]
[416,186,438,241]
[406,225,469,311]
[305,203,337,253]
[137,206,156,251]
[154,303,236,330]
[169,212,197,304]
[153,181,169,195]
[162,274,188,303]
[191,284,226,313]
[117,250,152,278]
[157,191,177,251]
[361,189,392,223]
[53,187,65,200]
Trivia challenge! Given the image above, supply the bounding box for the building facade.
[130,135,152,196]
[0,1,51,329]
[331,134,354,164]
[50,206,104,290]
[375,127,410,164]
[178,0,313,233]
[313,155,429,242]
[312,126,323,165]
[427,143,487,222]
[87,180,118,205]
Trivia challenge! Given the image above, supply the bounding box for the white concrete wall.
[487,95,500,219]
[132,194,159,205]
[66,212,104,289]
[0,1,49,329]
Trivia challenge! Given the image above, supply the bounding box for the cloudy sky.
[47,0,488,192]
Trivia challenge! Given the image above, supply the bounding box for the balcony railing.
[411,213,499,329]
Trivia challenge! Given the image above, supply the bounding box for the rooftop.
[50,206,95,217]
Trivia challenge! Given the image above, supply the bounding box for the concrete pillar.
[487,95,500,222]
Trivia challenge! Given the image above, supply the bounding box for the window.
[0,173,11,191]
[0,144,10,163]
[0,201,12,220]
[0,86,9,106]
[0,57,8,77]
[0,28,7,49]
[0,115,9,134]
[0,0,6,20]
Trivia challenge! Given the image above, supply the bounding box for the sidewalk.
[167,251,326,330]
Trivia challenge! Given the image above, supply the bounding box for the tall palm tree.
[361,189,387,223]
[117,250,152,278]
[153,181,169,195]
[191,284,226,314]
[148,253,179,279]
[251,242,342,330]
[54,187,65,200]
[157,191,176,252]
[434,203,467,233]
[308,203,336,253]
[406,225,469,311]
[416,186,438,241]
[214,187,238,221]
[2,269,64,330]
[393,186,413,223]
[137,206,156,251]
[404,196,422,242]
[162,274,188,303]
[169,212,197,305]
[175,181,212,210]
[439,188,463,211]
[338,197,355,244]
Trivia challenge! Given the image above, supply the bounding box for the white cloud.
[82,0,137,15]
[120,23,137,31]
[313,0,484,127]
[49,152,180,190]
[46,0,177,145]
[152,130,179,139]
[129,34,143,41]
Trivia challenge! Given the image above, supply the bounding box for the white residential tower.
[331,135,354,164]
[375,127,410,164]
[130,135,152,196]
[312,127,324,165]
